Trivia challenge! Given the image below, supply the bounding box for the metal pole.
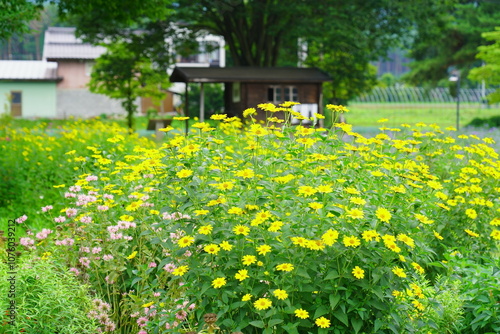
[185,83,189,135]
[456,77,460,131]
[200,82,205,122]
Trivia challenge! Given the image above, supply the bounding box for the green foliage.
[0,254,100,333]
[0,0,41,41]
[88,39,170,129]
[188,83,224,118]
[467,115,500,128]
[469,27,500,104]
[0,119,154,229]
[12,104,500,333]
[445,254,500,333]
[405,0,500,86]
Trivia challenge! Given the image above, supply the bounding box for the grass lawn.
[346,102,500,128]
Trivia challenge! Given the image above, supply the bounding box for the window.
[232,82,241,103]
[267,86,298,104]
[85,62,94,76]
[10,91,22,117]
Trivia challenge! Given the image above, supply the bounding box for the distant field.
[345,102,500,128]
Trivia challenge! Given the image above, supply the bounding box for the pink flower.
[69,267,80,275]
[36,229,53,240]
[69,185,81,192]
[137,317,148,327]
[86,175,98,181]
[153,292,161,297]
[148,262,157,268]
[97,205,109,211]
[103,194,114,200]
[163,263,176,273]
[20,237,34,247]
[79,257,91,268]
[15,215,28,224]
[109,233,123,240]
[64,192,77,198]
[175,310,187,320]
[66,208,77,217]
[92,247,102,254]
[80,246,90,253]
[138,331,147,334]
[103,254,114,261]
[54,216,66,223]
[80,216,92,223]
[41,205,53,212]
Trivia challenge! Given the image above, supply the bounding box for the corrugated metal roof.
[0,61,59,81]
[42,27,106,60]
[170,66,331,83]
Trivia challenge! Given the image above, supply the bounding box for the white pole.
[200,82,205,122]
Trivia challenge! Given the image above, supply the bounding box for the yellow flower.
[352,266,365,279]
[464,229,479,237]
[220,241,233,251]
[343,235,361,248]
[376,207,392,222]
[298,185,317,197]
[275,263,294,272]
[233,225,250,236]
[228,207,244,215]
[315,316,331,328]
[176,169,193,178]
[242,294,252,301]
[346,207,364,219]
[211,277,226,288]
[321,229,339,246]
[392,266,406,278]
[126,251,138,260]
[203,244,220,255]
[141,301,154,308]
[235,269,250,281]
[308,202,324,210]
[253,298,272,310]
[194,209,209,216]
[177,236,195,247]
[411,262,425,274]
[172,265,189,276]
[243,108,256,117]
[273,289,288,300]
[198,225,213,235]
[362,230,380,242]
[433,231,444,240]
[294,308,309,319]
[256,244,272,255]
[242,255,257,266]
[465,208,477,219]
[490,230,500,240]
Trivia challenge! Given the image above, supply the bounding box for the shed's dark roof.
[170,66,331,83]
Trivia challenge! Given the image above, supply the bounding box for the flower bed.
[7,103,500,333]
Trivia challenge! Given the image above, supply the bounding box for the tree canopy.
[469,27,500,103]
[3,0,499,106]
[404,0,500,86]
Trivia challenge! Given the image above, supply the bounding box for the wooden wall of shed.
[224,82,323,119]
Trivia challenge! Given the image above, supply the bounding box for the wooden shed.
[169,66,331,122]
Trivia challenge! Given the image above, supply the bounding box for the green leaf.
[130,276,142,287]
[333,309,349,327]
[324,269,339,280]
[329,294,341,309]
[351,318,363,333]
[313,305,329,319]
[268,318,284,327]
[249,320,265,328]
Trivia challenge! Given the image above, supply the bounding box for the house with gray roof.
[0,60,60,118]
[42,27,128,118]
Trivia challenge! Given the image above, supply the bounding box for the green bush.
[0,254,103,334]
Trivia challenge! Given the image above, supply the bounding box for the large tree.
[469,27,500,103]
[405,0,500,86]
[0,0,41,41]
